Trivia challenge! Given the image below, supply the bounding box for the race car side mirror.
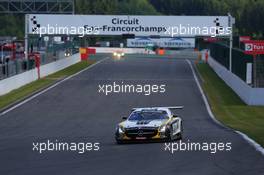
[122,117,127,120]
[172,115,178,118]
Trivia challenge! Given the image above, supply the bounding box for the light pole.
[228,13,233,72]
[25,14,29,61]
[228,13,235,72]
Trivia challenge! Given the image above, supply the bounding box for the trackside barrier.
[87,48,96,54]
[79,48,96,61]
[79,48,87,61]
[156,49,165,55]
[88,47,150,54]
[0,53,80,96]
[205,51,264,105]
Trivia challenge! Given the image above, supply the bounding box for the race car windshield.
[128,111,169,121]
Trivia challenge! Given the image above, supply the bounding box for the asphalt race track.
[0,54,263,175]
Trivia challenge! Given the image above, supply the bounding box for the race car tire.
[178,123,183,140]
[168,122,183,141]
[176,132,182,140]
[168,125,177,141]
[176,123,183,140]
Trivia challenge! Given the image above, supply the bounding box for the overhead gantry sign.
[26,14,231,37]
[24,14,234,60]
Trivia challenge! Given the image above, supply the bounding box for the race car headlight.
[118,125,125,133]
[113,52,117,56]
[159,125,166,133]
[121,52,125,56]
[65,52,71,57]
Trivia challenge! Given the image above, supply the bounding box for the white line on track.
[0,57,109,116]
[186,59,264,156]
[186,59,224,126]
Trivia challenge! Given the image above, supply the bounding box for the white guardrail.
[89,47,155,54]
[202,50,264,105]
[0,47,154,96]
[0,53,80,96]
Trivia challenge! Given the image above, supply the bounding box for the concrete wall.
[40,53,80,77]
[0,68,38,96]
[0,53,80,96]
[206,53,264,105]
[90,47,155,54]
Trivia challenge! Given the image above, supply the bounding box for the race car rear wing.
[165,106,184,109]
[132,106,184,111]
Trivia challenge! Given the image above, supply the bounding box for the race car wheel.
[176,132,182,140]
[168,122,183,141]
[176,123,183,140]
[168,125,177,141]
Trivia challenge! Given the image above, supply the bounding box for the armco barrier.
[0,68,38,96]
[0,53,80,96]
[207,54,264,105]
[89,47,151,54]
[39,53,80,78]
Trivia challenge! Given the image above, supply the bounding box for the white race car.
[112,50,125,59]
[115,106,183,144]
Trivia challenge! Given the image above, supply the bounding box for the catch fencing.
[201,41,264,88]
[0,41,79,80]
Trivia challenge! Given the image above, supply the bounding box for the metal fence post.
[228,13,233,72]
[25,14,29,61]
[253,55,257,87]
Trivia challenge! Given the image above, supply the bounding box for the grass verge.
[196,63,264,147]
[0,60,95,110]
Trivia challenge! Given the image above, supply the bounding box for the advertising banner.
[244,40,264,55]
[127,37,195,48]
